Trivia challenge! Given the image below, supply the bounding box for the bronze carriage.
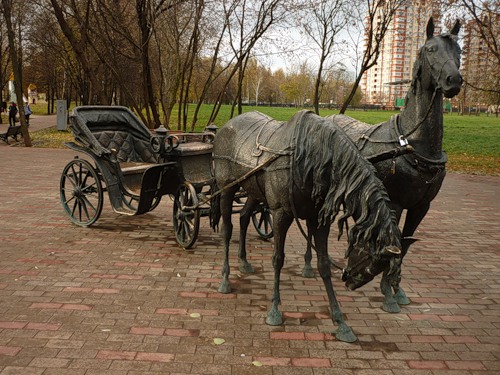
[60,106,271,249]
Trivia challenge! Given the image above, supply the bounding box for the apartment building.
[461,13,500,109]
[361,0,441,107]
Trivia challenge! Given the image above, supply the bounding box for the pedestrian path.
[0,146,499,374]
[1,114,57,146]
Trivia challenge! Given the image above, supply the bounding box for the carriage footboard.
[132,162,181,215]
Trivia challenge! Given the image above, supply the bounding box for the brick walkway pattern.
[0,145,499,374]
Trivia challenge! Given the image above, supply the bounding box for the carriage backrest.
[70,106,158,163]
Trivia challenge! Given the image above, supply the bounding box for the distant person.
[8,102,17,127]
[24,103,32,126]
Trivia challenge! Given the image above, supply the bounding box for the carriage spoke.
[63,194,76,205]
[80,198,92,221]
[67,168,78,188]
[81,195,97,215]
[71,199,78,217]
[77,199,83,222]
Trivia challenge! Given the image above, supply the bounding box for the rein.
[195,153,284,209]
[361,48,451,147]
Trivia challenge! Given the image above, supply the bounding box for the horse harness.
[358,114,446,184]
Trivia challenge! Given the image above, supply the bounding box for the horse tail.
[209,180,221,232]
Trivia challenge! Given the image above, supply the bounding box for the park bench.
[0,125,23,144]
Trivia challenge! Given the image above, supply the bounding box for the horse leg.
[312,221,356,343]
[401,203,429,238]
[389,206,428,305]
[301,228,339,278]
[392,237,418,305]
[266,209,292,326]
[238,197,257,273]
[218,187,238,294]
[382,204,411,306]
[380,269,401,313]
[302,229,315,278]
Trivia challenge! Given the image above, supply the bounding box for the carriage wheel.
[252,204,273,240]
[173,182,200,249]
[60,158,103,227]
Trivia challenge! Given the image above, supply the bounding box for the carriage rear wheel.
[252,204,273,240]
[173,182,200,249]
[60,158,103,227]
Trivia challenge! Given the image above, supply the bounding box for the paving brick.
[0,322,27,329]
[407,360,448,370]
[445,360,487,370]
[0,345,22,356]
[28,358,71,368]
[96,350,136,360]
[135,352,174,362]
[0,146,499,374]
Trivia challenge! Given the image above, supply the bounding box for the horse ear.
[450,19,460,35]
[426,17,434,39]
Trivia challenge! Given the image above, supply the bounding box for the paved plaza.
[0,118,499,374]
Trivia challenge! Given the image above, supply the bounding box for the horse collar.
[393,115,409,146]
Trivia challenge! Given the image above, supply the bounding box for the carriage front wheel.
[173,182,200,249]
[60,158,104,227]
[252,203,273,240]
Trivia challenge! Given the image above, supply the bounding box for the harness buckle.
[399,135,409,146]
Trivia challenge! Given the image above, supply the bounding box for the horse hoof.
[265,310,283,326]
[218,281,231,294]
[239,262,254,274]
[334,325,357,343]
[382,301,401,313]
[395,290,410,305]
[301,266,315,278]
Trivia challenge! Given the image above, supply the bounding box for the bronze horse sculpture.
[211,110,403,342]
[298,18,462,312]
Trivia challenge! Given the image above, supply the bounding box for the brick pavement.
[0,145,499,374]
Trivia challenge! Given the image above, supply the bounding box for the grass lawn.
[25,104,500,176]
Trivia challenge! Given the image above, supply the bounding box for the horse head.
[342,245,402,291]
[414,18,462,98]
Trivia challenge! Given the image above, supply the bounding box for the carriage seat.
[92,130,158,164]
[119,161,156,175]
[172,141,213,156]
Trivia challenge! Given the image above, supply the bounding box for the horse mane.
[292,111,400,255]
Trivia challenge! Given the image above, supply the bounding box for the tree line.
[0,0,406,133]
[1,0,498,141]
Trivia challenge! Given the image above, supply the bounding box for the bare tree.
[339,0,404,114]
[208,0,288,123]
[446,0,499,108]
[1,0,31,145]
[49,0,108,105]
[0,16,10,124]
[302,0,348,114]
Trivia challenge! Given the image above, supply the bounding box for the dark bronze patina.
[302,18,462,313]
[211,110,403,342]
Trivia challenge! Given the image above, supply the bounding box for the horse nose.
[447,74,463,86]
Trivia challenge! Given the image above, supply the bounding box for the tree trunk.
[1,0,31,146]
[340,75,362,114]
[136,0,161,128]
[50,0,107,105]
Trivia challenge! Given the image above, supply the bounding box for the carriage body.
[59,106,271,249]
[166,137,214,185]
[60,106,182,224]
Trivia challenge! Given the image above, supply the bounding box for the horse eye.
[427,46,435,53]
